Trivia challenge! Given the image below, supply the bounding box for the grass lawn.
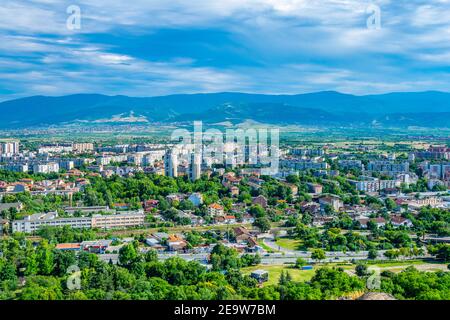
[241,265,315,286]
[258,240,277,253]
[367,260,425,268]
[275,238,304,251]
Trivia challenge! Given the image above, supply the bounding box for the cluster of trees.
[380,267,450,300]
[1,236,448,300]
[0,169,58,183]
[286,213,432,252]
[36,226,97,243]
[81,172,229,210]
[292,222,376,252]
[209,244,261,271]
[412,207,450,237]
[1,192,68,218]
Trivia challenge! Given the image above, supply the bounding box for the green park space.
[275,237,304,251]
[241,264,315,286]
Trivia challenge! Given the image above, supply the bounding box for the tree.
[0,260,17,282]
[384,249,399,260]
[209,243,240,271]
[253,217,271,233]
[295,257,307,269]
[385,198,397,210]
[36,240,54,275]
[278,270,292,285]
[355,263,368,277]
[53,250,76,276]
[144,249,158,263]
[311,249,325,263]
[118,243,140,268]
[368,248,378,260]
[24,243,39,276]
[428,244,450,262]
[286,175,300,184]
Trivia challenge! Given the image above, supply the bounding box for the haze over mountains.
[0,91,449,128]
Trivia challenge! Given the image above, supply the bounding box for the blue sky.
[1,0,450,101]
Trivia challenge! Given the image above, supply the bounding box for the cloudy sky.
[1,0,450,100]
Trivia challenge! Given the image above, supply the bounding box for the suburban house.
[319,195,344,212]
[80,240,112,254]
[143,199,159,211]
[252,195,268,208]
[208,203,224,216]
[167,234,187,252]
[307,183,323,194]
[55,243,81,251]
[371,217,387,228]
[234,226,252,242]
[356,217,370,229]
[390,215,413,228]
[230,186,240,196]
[0,202,24,212]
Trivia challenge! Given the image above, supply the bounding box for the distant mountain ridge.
[0,91,449,128]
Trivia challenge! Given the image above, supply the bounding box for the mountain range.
[0,91,449,128]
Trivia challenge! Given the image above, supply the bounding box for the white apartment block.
[12,211,145,233]
[338,160,364,170]
[349,177,400,192]
[0,163,28,172]
[96,155,128,165]
[367,161,409,173]
[92,212,145,229]
[0,141,19,156]
[12,212,92,233]
[280,159,329,170]
[33,162,60,174]
[38,144,73,154]
[72,143,94,153]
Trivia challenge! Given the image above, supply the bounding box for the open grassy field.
[258,240,277,253]
[275,238,304,250]
[242,260,449,287]
[241,264,315,286]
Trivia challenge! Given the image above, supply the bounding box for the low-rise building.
[208,203,224,216]
[252,195,268,208]
[92,212,145,229]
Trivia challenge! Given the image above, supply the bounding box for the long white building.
[12,211,145,233]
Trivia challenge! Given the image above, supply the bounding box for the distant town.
[0,137,448,300]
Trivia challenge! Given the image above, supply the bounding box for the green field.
[241,265,315,286]
[275,238,304,250]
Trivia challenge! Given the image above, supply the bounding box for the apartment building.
[72,143,94,153]
[338,160,364,170]
[348,176,400,192]
[12,211,145,233]
[33,162,60,174]
[91,212,145,229]
[208,203,224,216]
[0,141,20,156]
[280,159,329,170]
[366,161,409,174]
[12,212,92,233]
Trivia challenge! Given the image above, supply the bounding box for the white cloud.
[1,0,450,98]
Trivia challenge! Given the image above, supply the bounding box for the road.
[99,239,428,265]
